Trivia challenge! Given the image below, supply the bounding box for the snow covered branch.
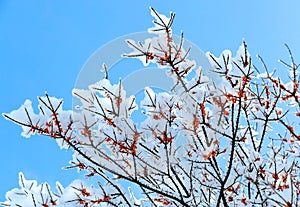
[2,7,300,207]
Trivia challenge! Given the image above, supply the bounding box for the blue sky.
[1,0,300,202]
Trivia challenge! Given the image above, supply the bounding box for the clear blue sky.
[1,0,300,202]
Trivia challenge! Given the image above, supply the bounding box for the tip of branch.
[2,113,9,119]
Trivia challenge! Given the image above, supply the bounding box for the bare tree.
[2,7,300,207]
